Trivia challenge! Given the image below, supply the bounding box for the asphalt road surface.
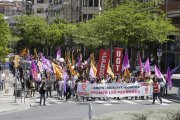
[0,98,179,120]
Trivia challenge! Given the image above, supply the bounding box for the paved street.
[0,72,179,120]
[0,95,179,120]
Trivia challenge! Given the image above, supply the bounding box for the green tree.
[0,14,11,62]
[15,15,48,46]
[76,0,176,68]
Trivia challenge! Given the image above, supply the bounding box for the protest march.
[10,47,179,105]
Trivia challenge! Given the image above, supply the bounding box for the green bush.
[83,107,180,120]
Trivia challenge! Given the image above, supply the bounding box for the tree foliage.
[15,15,48,44]
[75,1,176,48]
[0,14,11,61]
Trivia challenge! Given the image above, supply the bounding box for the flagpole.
[14,68,17,103]
[24,60,26,103]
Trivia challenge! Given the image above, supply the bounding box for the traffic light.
[14,55,20,68]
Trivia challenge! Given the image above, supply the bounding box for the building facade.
[0,0,24,26]
[48,0,102,23]
[32,0,50,19]
[48,0,79,23]
[160,0,180,70]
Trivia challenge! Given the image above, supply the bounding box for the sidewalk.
[0,71,31,115]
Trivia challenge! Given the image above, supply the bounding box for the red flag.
[96,49,110,78]
[114,48,123,75]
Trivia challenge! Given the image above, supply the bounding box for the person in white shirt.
[1,71,5,90]
[58,80,64,98]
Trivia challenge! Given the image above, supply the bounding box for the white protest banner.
[77,82,152,98]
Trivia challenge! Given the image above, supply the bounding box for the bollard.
[177,87,180,99]
[89,103,92,120]
[4,70,9,93]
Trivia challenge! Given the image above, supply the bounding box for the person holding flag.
[152,77,162,104]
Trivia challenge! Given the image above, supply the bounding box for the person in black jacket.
[39,82,46,106]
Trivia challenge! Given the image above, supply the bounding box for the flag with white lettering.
[114,48,123,75]
[96,49,110,78]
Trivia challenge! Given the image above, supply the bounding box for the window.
[168,0,180,3]
[37,8,44,13]
[89,0,93,7]
[83,0,88,7]
[37,0,44,3]
[94,0,98,7]
[171,17,180,24]
[54,0,58,4]
[88,14,93,20]
[83,14,87,21]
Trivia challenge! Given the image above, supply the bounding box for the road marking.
[161,98,172,103]
[96,100,106,104]
[109,100,119,103]
[103,103,112,106]
[67,101,74,103]
[121,100,137,104]
[161,103,169,106]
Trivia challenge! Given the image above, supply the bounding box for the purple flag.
[122,52,130,71]
[63,69,69,93]
[166,67,172,88]
[144,58,151,76]
[155,65,166,83]
[41,56,51,68]
[155,65,163,78]
[43,64,53,73]
[78,56,81,68]
[171,65,180,75]
[138,52,143,71]
[56,48,61,60]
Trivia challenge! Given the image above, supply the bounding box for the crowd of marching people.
[8,47,178,105]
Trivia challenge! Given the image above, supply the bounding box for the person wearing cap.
[152,77,162,104]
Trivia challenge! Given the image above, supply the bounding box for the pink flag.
[138,52,143,71]
[122,52,130,71]
[144,58,151,76]
[166,67,172,88]
[31,61,38,81]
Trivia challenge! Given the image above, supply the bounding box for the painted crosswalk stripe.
[161,103,169,106]
[121,100,137,104]
[103,103,112,106]
[161,98,172,103]
[96,100,106,104]
[110,100,119,103]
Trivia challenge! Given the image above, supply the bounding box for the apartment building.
[159,0,180,70]
[32,0,50,19]
[79,0,102,21]
[48,0,79,23]
[0,0,23,26]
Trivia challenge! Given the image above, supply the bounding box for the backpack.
[39,86,45,94]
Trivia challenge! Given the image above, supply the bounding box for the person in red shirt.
[152,78,162,104]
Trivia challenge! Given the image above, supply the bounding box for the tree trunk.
[130,47,137,70]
